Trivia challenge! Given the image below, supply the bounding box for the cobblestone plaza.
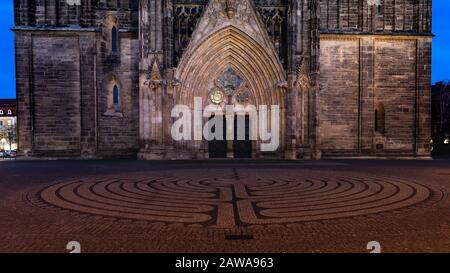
[1,159,449,253]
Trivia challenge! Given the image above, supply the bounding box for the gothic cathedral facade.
[14,0,432,159]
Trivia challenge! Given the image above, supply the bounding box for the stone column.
[15,32,34,157]
[138,61,166,159]
[138,0,167,159]
[79,33,97,158]
[360,37,375,153]
[285,0,317,159]
[416,38,432,157]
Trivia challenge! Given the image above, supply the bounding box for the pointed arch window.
[112,26,118,53]
[375,103,386,135]
[113,84,120,106]
[103,76,123,117]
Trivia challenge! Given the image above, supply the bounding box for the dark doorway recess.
[208,115,227,158]
[233,115,252,158]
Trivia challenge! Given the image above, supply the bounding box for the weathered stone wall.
[416,39,432,156]
[32,35,81,154]
[318,35,432,157]
[320,0,432,33]
[14,29,140,158]
[373,39,416,152]
[79,33,97,156]
[13,0,432,159]
[318,38,360,152]
[15,1,138,29]
[15,32,33,156]
[96,33,140,157]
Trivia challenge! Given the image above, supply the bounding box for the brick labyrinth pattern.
[29,174,441,228]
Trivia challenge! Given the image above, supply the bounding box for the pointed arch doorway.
[175,26,286,159]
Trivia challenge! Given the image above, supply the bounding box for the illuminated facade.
[14,0,432,159]
[0,99,17,152]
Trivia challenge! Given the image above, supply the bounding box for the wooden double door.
[208,115,252,159]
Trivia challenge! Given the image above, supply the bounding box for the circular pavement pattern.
[28,173,444,228]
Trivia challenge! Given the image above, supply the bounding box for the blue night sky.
[0,0,449,99]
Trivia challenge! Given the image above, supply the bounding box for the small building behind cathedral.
[13,0,432,159]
